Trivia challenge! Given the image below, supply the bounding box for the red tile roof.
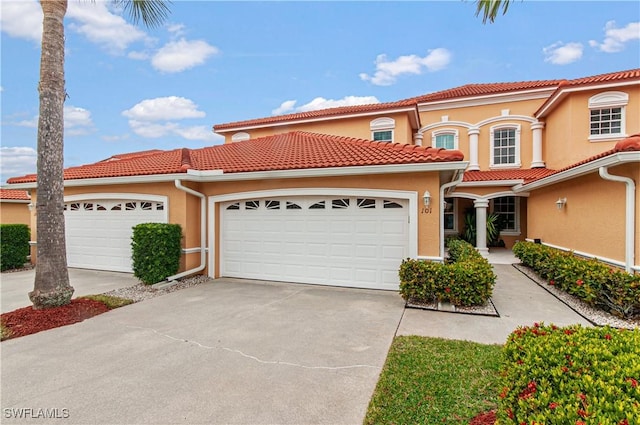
[0,189,30,201]
[410,80,563,104]
[98,149,165,162]
[6,132,464,184]
[214,99,416,131]
[463,169,556,184]
[214,69,639,133]
[536,68,640,117]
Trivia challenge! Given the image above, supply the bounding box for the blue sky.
[1,0,639,184]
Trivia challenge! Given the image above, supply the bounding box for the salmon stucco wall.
[418,97,547,171]
[526,170,631,264]
[0,202,31,226]
[200,171,444,278]
[542,86,640,170]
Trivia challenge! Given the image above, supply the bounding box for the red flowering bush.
[513,241,639,319]
[399,240,496,306]
[498,323,640,424]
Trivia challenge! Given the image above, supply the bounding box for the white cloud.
[122,96,214,141]
[271,100,299,115]
[360,48,452,86]
[0,146,37,183]
[128,120,179,138]
[589,21,640,53]
[15,116,38,128]
[543,42,584,65]
[272,96,380,115]
[8,106,94,136]
[123,96,206,121]
[167,23,186,37]
[173,126,218,142]
[0,0,42,43]
[151,38,219,73]
[64,105,95,136]
[66,0,150,54]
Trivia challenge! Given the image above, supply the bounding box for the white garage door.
[64,199,166,272]
[221,196,409,290]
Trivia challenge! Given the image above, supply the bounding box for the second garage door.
[221,196,409,290]
[64,199,166,272]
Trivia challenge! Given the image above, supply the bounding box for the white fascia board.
[514,152,640,192]
[2,173,192,190]
[214,107,417,134]
[191,161,470,182]
[536,80,640,118]
[458,179,524,187]
[0,199,31,204]
[418,88,556,112]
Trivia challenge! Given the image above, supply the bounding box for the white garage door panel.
[64,200,165,273]
[221,196,409,290]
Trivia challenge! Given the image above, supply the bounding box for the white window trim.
[491,196,520,236]
[432,129,459,150]
[443,197,457,234]
[370,117,395,142]
[489,124,521,169]
[63,193,169,222]
[588,91,628,142]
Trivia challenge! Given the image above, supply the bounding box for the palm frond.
[475,0,512,24]
[114,0,171,28]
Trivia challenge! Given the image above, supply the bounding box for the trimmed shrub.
[131,223,182,285]
[498,323,640,424]
[399,240,496,306]
[513,241,640,319]
[0,224,30,271]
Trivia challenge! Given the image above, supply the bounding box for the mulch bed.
[469,410,496,425]
[1,298,109,341]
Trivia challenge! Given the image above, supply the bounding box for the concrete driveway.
[1,278,405,425]
[1,268,139,313]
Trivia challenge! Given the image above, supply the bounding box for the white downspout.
[599,166,635,273]
[165,180,207,281]
[439,170,465,259]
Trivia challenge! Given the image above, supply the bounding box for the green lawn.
[365,336,502,425]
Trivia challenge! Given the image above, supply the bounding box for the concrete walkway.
[397,250,592,345]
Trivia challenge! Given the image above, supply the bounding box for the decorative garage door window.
[64,201,163,211]
[225,198,405,211]
[64,199,166,273]
[221,196,408,291]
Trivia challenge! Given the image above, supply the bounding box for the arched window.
[432,129,459,150]
[588,91,628,141]
[370,117,395,143]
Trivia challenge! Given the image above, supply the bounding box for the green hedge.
[513,241,639,319]
[131,223,182,285]
[498,323,640,424]
[399,240,496,306]
[0,224,30,271]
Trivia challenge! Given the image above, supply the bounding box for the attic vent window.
[231,132,250,142]
[588,91,628,142]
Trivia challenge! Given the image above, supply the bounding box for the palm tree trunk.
[29,0,74,309]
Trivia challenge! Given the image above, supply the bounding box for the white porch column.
[474,199,489,257]
[468,128,480,171]
[414,132,424,146]
[530,122,545,168]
